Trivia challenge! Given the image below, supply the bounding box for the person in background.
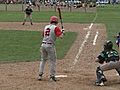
[95,40,120,86]
[22,4,33,25]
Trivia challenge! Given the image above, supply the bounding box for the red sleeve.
[54,27,62,37]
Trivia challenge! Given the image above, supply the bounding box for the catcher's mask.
[104,40,113,51]
[50,16,58,24]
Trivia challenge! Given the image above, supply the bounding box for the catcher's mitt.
[97,55,105,64]
[98,59,104,64]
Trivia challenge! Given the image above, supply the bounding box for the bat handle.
[61,27,65,35]
[62,26,64,29]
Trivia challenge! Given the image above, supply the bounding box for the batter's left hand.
[62,29,65,35]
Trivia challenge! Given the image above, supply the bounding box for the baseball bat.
[57,7,64,29]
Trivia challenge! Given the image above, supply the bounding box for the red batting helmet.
[50,16,58,23]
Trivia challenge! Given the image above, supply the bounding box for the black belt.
[42,42,52,44]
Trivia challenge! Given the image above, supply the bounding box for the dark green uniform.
[98,49,119,63]
[95,40,120,86]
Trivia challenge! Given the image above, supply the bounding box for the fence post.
[69,5,72,12]
[5,1,7,11]
[22,0,24,11]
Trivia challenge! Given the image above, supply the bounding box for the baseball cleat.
[31,23,33,25]
[49,76,57,82]
[22,23,25,25]
[38,76,42,81]
[38,74,43,81]
[95,81,105,86]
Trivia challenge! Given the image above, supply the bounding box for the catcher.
[95,40,120,86]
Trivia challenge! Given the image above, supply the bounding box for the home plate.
[55,75,68,78]
[116,73,119,76]
[83,28,88,30]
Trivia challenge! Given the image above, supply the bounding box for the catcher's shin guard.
[95,66,107,86]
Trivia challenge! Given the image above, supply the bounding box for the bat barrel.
[57,7,64,29]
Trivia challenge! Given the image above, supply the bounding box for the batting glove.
[62,29,65,34]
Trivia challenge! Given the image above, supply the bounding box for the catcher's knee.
[96,66,104,75]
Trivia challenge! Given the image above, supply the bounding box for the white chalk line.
[73,31,91,65]
[71,24,92,69]
[70,13,98,69]
[55,75,68,78]
[93,31,99,45]
[89,23,93,29]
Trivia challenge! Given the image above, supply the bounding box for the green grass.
[0,30,77,62]
[0,11,96,23]
[0,4,120,62]
[96,5,120,49]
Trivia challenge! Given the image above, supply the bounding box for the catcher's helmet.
[104,40,113,50]
[50,16,58,24]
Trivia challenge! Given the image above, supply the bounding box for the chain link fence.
[0,0,25,11]
[0,0,96,12]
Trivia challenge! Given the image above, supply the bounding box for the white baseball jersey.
[42,24,62,45]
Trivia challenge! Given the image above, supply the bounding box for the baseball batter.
[38,16,64,81]
[22,4,33,25]
[95,40,120,86]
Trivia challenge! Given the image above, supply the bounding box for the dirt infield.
[0,22,120,90]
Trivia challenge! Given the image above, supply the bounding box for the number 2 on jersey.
[45,28,50,36]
